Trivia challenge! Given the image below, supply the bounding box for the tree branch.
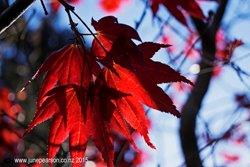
[179,0,229,167]
[211,0,229,34]
[0,0,35,35]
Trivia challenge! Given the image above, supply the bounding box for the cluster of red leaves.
[24,16,192,167]
[0,88,22,158]
[150,0,205,26]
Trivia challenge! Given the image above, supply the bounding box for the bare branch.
[179,1,229,167]
[211,0,229,34]
[0,0,35,35]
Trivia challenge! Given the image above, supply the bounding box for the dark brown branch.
[0,0,35,35]
[211,0,229,34]
[179,0,229,167]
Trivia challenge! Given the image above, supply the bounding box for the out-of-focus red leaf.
[221,152,240,164]
[212,65,222,77]
[150,0,205,26]
[0,88,22,118]
[99,0,122,12]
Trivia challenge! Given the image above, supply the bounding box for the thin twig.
[135,0,149,30]
[39,0,48,15]
[58,0,108,54]
[0,0,35,34]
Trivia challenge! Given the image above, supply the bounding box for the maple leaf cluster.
[24,16,192,166]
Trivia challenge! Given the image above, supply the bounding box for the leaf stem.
[71,10,108,53]
[59,0,108,54]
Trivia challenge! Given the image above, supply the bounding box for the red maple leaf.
[91,16,141,59]
[25,16,192,167]
[92,17,193,116]
[25,44,92,108]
